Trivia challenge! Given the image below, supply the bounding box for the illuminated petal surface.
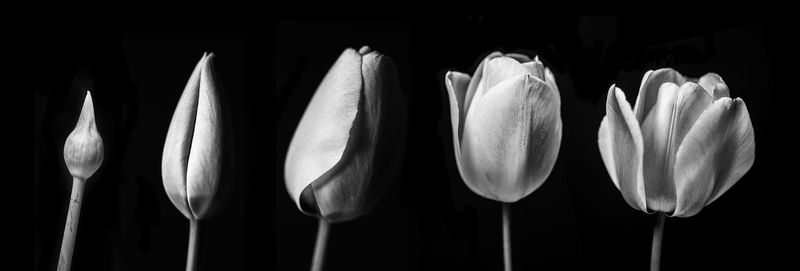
[672,98,755,217]
[597,86,646,211]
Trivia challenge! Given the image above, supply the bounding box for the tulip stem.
[57,177,85,271]
[187,219,200,271]
[651,213,666,271]
[311,219,330,271]
[502,203,512,271]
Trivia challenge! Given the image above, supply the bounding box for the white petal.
[467,57,530,117]
[640,82,713,213]
[597,85,647,211]
[698,73,729,100]
[461,74,561,202]
[284,48,363,215]
[445,71,472,181]
[505,52,532,63]
[522,60,545,81]
[672,98,755,217]
[186,53,224,220]
[310,50,401,222]
[633,68,687,124]
[162,53,205,220]
[463,51,503,116]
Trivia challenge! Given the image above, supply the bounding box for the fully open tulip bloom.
[162,52,227,271]
[284,46,406,271]
[597,68,755,270]
[59,91,104,271]
[444,52,562,271]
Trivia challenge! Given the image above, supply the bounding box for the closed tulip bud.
[284,46,406,271]
[444,51,562,271]
[162,52,228,271]
[284,46,406,223]
[597,68,755,271]
[58,90,104,271]
[162,52,225,221]
[445,52,562,203]
[64,91,104,180]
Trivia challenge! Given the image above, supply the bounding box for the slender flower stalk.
[58,177,85,271]
[650,213,666,271]
[59,91,104,271]
[502,203,511,271]
[186,220,200,271]
[311,219,330,271]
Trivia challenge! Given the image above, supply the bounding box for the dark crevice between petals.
[300,183,321,216]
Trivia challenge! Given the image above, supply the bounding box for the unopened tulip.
[162,52,227,271]
[597,68,755,271]
[284,46,406,271]
[444,51,562,271]
[59,90,104,271]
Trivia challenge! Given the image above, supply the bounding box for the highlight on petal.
[640,82,714,213]
[312,50,388,221]
[445,71,472,177]
[672,98,755,217]
[463,51,503,114]
[633,68,688,124]
[284,48,363,215]
[698,73,730,100]
[186,53,224,220]
[162,53,206,219]
[64,90,104,181]
[543,67,559,95]
[505,52,532,63]
[522,59,545,81]
[284,47,405,223]
[467,56,529,115]
[597,85,647,211]
[460,74,561,202]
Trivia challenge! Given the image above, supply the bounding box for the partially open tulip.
[162,52,227,271]
[284,46,406,271]
[444,51,562,271]
[598,68,755,218]
[597,68,755,271]
[59,90,104,271]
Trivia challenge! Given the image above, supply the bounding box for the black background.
[33,16,795,270]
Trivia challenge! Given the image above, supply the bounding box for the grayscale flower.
[284,46,406,223]
[444,52,562,202]
[162,52,226,221]
[598,68,755,218]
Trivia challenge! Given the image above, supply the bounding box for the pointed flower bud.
[162,53,226,221]
[64,91,104,180]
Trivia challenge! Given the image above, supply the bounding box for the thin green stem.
[651,213,666,271]
[187,219,200,271]
[502,203,512,271]
[311,219,330,271]
[58,177,85,271]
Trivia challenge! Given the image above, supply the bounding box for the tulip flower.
[444,51,562,271]
[162,52,228,271]
[597,68,755,271]
[59,90,104,271]
[284,46,406,271]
